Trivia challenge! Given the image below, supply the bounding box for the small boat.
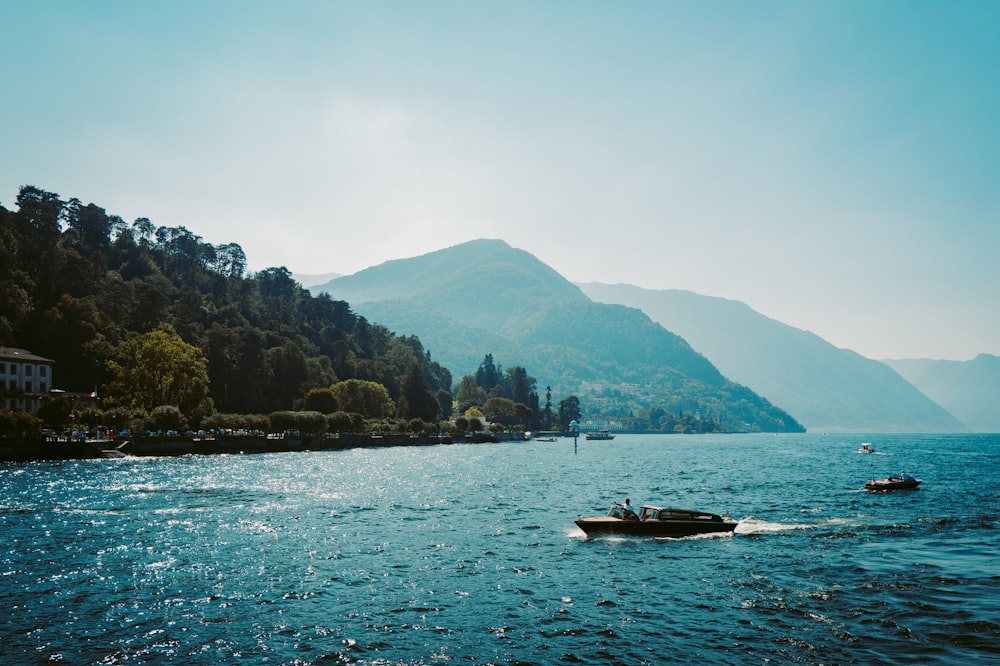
[585,430,615,440]
[575,503,738,538]
[533,437,557,442]
[858,442,875,453]
[865,476,921,491]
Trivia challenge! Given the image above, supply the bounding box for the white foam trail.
[735,518,813,534]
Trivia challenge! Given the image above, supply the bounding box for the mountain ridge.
[311,240,803,433]
[577,282,968,433]
[883,354,1000,433]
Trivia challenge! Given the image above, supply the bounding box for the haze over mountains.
[884,355,1000,433]
[305,239,987,433]
[310,239,803,433]
[577,284,969,433]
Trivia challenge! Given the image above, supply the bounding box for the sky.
[2,1,998,361]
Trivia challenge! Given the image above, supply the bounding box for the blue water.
[1,433,997,665]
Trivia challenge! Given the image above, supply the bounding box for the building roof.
[0,347,55,364]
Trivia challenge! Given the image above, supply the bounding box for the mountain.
[883,354,1000,433]
[311,239,804,433]
[577,283,968,434]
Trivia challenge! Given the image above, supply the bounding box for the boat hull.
[865,478,921,491]
[574,516,737,538]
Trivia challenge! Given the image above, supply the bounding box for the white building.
[0,347,54,412]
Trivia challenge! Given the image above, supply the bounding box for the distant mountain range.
[884,355,1000,433]
[306,239,980,433]
[577,284,969,433]
[308,239,803,433]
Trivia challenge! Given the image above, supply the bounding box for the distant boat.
[858,442,875,453]
[585,430,615,440]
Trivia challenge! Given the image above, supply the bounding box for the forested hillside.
[0,186,452,426]
[313,240,805,433]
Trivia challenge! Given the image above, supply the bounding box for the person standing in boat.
[900,470,911,481]
[623,498,638,520]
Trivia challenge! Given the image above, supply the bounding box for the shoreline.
[0,431,512,462]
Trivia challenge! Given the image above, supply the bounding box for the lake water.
[1,433,997,665]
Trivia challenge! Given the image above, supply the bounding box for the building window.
[26,366,33,376]
[40,367,47,378]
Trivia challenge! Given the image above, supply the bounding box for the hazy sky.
[3,1,998,361]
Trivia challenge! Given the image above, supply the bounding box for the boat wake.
[735,517,814,534]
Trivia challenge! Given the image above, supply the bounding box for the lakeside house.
[0,347,54,413]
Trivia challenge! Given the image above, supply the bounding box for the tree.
[558,395,581,430]
[542,386,553,428]
[474,353,502,392]
[104,324,211,420]
[503,366,535,405]
[326,410,354,433]
[36,393,73,430]
[147,405,186,432]
[16,186,63,246]
[398,361,439,421]
[484,396,531,428]
[455,375,487,411]
[303,387,338,414]
[263,341,310,410]
[329,379,395,419]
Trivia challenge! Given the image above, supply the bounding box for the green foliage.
[200,412,269,433]
[329,379,395,419]
[483,396,531,428]
[325,410,354,433]
[147,405,186,432]
[303,387,338,413]
[558,395,581,430]
[457,354,545,430]
[406,418,429,433]
[36,394,73,429]
[398,361,439,421]
[455,375,486,412]
[475,354,503,391]
[0,410,43,439]
[0,186,452,425]
[268,410,327,434]
[104,325,211,421]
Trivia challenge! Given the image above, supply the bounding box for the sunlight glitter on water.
[0,433,997,665]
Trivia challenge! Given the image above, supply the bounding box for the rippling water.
[1,433,997,664]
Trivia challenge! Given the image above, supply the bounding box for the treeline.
[0,185,454,435]
[453,353,582,432]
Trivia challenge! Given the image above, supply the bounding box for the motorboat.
[865,476,921,491]
[575,503,738,538]
[858,442,875,453]
[585,430,615,440]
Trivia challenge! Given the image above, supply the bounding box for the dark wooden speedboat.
[575,503,738,538]
[865,476,921,491]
